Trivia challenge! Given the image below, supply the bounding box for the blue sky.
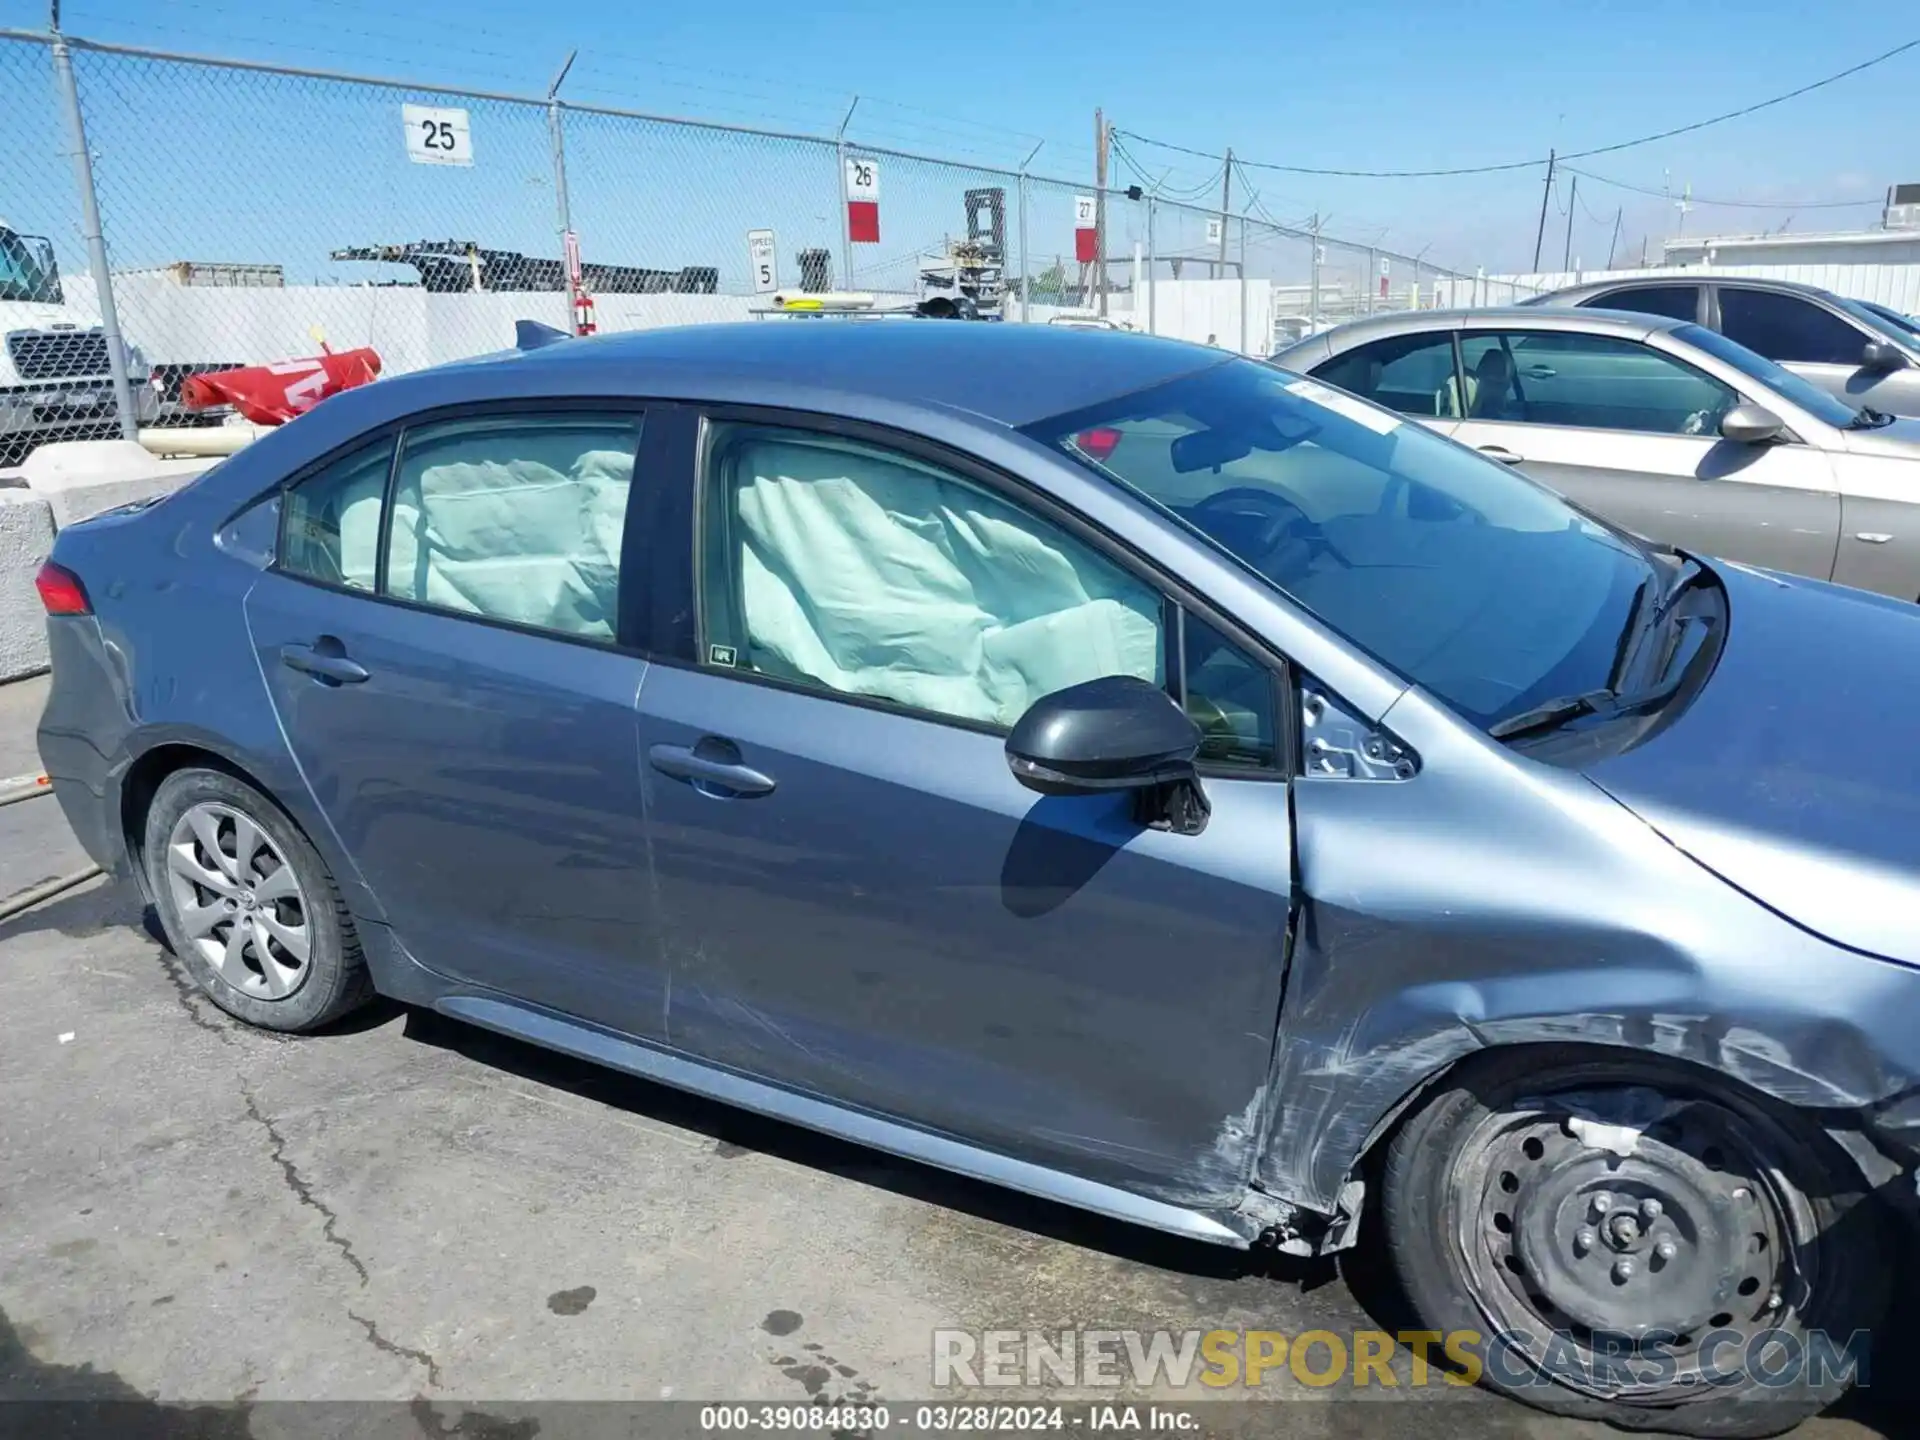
[2,0,1915,287]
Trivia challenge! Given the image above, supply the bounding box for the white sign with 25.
[403,104,473,167]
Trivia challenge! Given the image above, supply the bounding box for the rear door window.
[1310,332,1461,417]
[1718,289,1867,366]
[385,414,641,642]
[1584,286,1701,324]
[279,440,394,592]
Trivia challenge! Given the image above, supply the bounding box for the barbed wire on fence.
[0,24,1522,462]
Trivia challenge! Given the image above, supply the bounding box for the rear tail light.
[35,561,91,616]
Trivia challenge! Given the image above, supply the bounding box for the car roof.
[1299,305,1691,350]
[1528,274,1842,306]
[448,321,1225,428]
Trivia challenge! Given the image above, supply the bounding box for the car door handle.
[1477,445,1525,464]
[279,641,369,685]
[1522,364,1557,380]
[648,742,776,798]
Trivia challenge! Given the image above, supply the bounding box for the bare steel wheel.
[1380,1047,1888,1438]
[1459,1085,1802,1400]
[165,801,312,1000]
[144,767,373,1032]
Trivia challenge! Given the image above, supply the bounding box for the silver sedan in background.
[1521,275,1920,418]
[1274,306,1920,600]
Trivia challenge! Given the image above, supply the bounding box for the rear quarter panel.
[42,479,386,920]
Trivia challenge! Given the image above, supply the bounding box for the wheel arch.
[115,731,385,924]
[1306,1039,1909,1245]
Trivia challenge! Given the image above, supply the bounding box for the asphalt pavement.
[0,673,1904,1439]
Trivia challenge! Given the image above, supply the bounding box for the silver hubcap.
[165,802,311,1000]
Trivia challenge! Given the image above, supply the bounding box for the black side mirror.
[1005,675,1211,836]
[1862,340,1909,372]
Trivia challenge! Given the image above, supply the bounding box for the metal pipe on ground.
[0,865,102,921]
[0,772,52,806]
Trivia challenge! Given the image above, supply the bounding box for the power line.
[1562,164,1883,211]
[1118,36,1918,179]
[1109,133,1225,199]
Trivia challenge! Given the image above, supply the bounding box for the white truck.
[1,220,156,464]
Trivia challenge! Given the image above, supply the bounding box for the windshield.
[0,230,62,304]
[1672,323,1863,429]
[1856,299,1920,342]
[1024,358,1658,731]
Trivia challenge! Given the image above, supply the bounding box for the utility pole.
[547,50,578,329]
[1606,208,1623,269]
[1217,148,1232,278]
[836,96,861,291]
[1308,214,1322,328]
[1532,148,1556,272]
[1674,181,1693,238]
[1093,108,1109,316]
[1563,173,1577,271]
[48,1,137,441]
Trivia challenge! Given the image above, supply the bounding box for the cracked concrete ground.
[0,674,1906,1438]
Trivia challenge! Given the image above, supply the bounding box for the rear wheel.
[1381,1048,1887,1437]
[144,767,373,1032]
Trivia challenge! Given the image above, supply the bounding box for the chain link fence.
[0,25,1515,465]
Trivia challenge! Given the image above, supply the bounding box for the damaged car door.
[631,411,1296,1209]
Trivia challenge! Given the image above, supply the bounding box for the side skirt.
[433,992,1258,1250]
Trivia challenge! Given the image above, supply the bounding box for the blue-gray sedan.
[35,322,1920,1433]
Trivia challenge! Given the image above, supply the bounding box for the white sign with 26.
[844,156,880,200]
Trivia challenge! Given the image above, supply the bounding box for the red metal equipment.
[179,347,382,425]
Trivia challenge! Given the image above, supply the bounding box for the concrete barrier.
[21,440,218,529]
[0,440,220,681]
[0,489,58,681]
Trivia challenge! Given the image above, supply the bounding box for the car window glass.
[1587,286,1699,323]
[1025,357,1656,731]
[1458,331,1736,436]
[1182,613,1278,770]
[279,440,393,592]
[1719,290,1865,366]
[1309,332,1460,417]
[386,413,640,642]
[698,423,1164,730]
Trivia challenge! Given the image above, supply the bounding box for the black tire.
[1381,1046,1888,1438]
[143,766,374,1033]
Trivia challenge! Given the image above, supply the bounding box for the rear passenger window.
[1719,290,1867,367]
[280,440,392,592]
[386,414,641,642]
[1311,332,1460,417]
[1585,286,1699,323]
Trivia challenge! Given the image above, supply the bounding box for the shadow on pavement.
[400,1006,1337,1295]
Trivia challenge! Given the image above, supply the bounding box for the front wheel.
[1381,1048,1888,1437]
